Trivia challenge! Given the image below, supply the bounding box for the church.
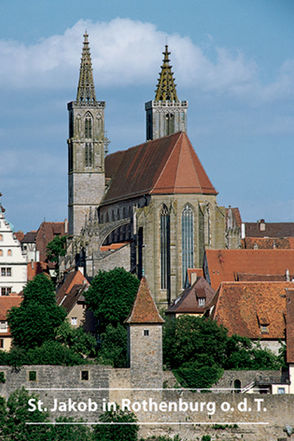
[61,33,241,306]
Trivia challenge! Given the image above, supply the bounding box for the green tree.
[56,321,97,358]
[46,235,67,264]
[97,324,128,368]
[93,407,138,441]
[8,274,67,349]
[84,268,139,332]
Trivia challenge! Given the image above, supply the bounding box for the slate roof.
[166,277,216,314]
[125,277,164,324]
[205,249,294,291]
[244,221,294,238]
[286,289,294,363]
[102,132,217,206]
[211,281,293,339]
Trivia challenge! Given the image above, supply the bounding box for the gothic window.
[204,204,211,247]
[166,113,175,135]
[85,113,92,138]
[182,204,194,288]
[160,205,170,290]
[85,143,93,167]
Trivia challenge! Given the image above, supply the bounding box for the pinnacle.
[154,45,178,102]
[76,32,96,104]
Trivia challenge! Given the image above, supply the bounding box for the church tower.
[145,45,188,140]
[67,33,106,236]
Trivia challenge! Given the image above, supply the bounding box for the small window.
[143,330,149,337]
[260,325,269,334]
[0,250,3,257]
[0,340,4,349]
[71,317,77,326]
[0,235,3,241]
[6,268,11,277]
[29,371,37,381]
[233,379,241,393]
[81,370,89,381]
[198,298,205,307]
[278,387,285,394]
[7,250,12,256]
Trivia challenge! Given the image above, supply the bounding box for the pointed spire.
[125,277,165,324]
[76,32,96,104]
[154,45,178,102]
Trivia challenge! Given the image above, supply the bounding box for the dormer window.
[260,325,269,334]
[198,297,205,307]
[257,312,269,334]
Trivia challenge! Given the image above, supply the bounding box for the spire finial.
[76,32,96,104]
[154,45,178,102]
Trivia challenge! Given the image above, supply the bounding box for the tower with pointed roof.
[145,45,188,140]
[125,277,164,387]
[67,33,106,236]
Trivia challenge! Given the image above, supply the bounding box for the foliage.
[140,436,182,441]
[163,315,284,388]
[46,235,67,264]
[201,436,211,441]
[0,341,88,366]
[174,364,224,389]
[97,324,128,368]
[84,268,140,333]
[47,417,92,441]
[93,406,138,441]
[56,321,97,358]
[8,274,67,349]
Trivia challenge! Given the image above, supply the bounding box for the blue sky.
[0,0,294,232]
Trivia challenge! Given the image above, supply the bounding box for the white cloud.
[0,18,259,95]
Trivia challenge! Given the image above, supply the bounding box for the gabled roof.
[205,249,294,291]
[244,221,294,238]
[103,132,217,205]
[125,277,164,324]
[36,221,66,262]
[211,281,293,339]
[166,277,216,314]
[286,289,294,363]
[60,284,87,314]
[56,270,89,305]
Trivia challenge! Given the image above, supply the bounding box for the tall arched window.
[85,113,92,138]
[85,143,93,167]
[160,205,170,291]
[182,204,194,287]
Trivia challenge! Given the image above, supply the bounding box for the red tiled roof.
[60,284,87,314]
[100,242,129,251]
[212,281,293,339]
[286,289,294,363]
[0,295,22,321]
[166,277,216,314]
[205,249,294,291]
[56,270,89,305]
[242,237,294,249]
[244,221,294,238]
[125,277,164,324]
[103,132,217,206]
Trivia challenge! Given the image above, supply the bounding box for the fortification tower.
[67,32,106,236]
[145,45,188,140]
[125,277,164,388]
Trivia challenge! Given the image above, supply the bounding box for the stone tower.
[125,277,164,388]
[67,33,106,236]
[145,45,188,140]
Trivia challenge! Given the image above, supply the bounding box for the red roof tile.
[205,249,294,291]
[166,277,216,314]
[36,221,66,262]
[286,289,294,363]
[27,261,49,281]
[125,277,164,324]
[103,132,216,206]
[187,268,204,285]
[0,296,22,321]
[212,281,293,339]
[100,242,129,251]
[242,237,294,249]
[56,270,89,305]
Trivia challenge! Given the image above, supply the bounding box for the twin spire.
[155,45,178,102]
[76,32,96,104]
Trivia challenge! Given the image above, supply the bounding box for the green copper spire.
[154,45,178,102]
[76,32,96,104]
